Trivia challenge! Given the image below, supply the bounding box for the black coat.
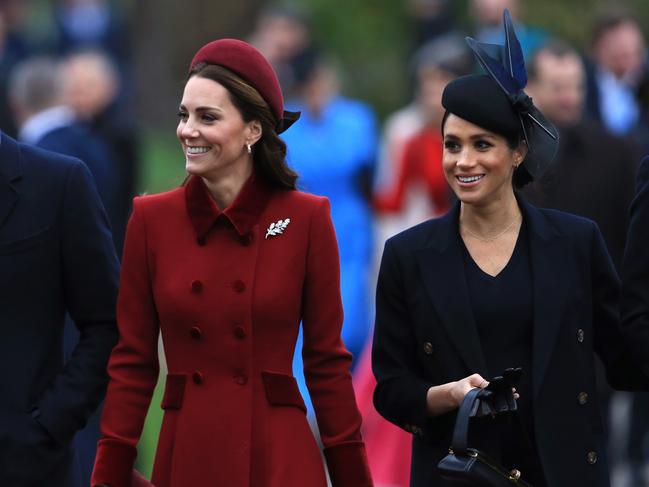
[621,156,649,378]
[522,119,637,271]
[0,132,119,486]
[372,199,649,487]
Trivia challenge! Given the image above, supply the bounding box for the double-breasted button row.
[586,451,598,464]
[423,342,434,355]
[577,391,589,405]
[577,329,585,343]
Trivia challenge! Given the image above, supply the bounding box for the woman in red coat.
[90,39,373,487]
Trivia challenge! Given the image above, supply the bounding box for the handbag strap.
[450,387,484,454]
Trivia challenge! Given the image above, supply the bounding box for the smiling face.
[177,76,261,181]
[442,113,525,207]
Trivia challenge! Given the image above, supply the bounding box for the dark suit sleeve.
[621,157,649,378]
[591,221,649,390]
[33,159,119,444]
[372,238,434,431]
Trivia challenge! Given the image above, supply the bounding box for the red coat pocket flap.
[160,374,186,410]
[261,371,307,413]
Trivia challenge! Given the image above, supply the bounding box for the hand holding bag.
[437,388,533,486]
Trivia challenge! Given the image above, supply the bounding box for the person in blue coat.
[282,48,378,370]
[0,129,119,486]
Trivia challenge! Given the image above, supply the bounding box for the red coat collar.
[184,171,273,240]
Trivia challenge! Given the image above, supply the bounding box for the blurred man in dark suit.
[621,156,649,487]
[524,40,637,270]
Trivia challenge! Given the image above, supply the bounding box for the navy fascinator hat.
[442,9,559,185]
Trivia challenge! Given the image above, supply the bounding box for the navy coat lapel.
[520,200,567,398]
[0,133,22,229]
[416,204,488,376]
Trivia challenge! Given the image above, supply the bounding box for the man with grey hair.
[9,56,119,238]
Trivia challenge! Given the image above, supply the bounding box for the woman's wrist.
[426,381,459,416]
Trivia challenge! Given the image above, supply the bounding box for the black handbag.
[437,388,533,486]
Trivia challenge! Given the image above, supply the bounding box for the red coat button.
[234,374,248,385]
[239,234,253,246]
[234,326,247,339]
[191,280,203,293]
[190,326,202,340]
[232,280,246,293]
[192,371,204,385]
[197,236,206,246]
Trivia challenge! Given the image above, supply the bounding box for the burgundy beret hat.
[190,38,300,133]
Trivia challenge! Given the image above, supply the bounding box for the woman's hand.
[449,373,489,408]
[426,373,489,416]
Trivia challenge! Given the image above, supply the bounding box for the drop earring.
[246,143,252,154]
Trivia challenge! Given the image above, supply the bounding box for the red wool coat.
[91,173,372,487]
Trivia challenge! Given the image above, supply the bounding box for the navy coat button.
[577,392,589,405]
[234,326,247,339]
[586,451,598,464]
[423,342,434,355]
[192,371,204,385]
[577,329,585,343]
[233,280,246,293]
[190,326,202,340]
[191,280,203,293]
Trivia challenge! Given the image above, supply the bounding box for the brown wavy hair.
[188,62,298,190]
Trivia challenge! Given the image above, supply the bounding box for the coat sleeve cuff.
[324,441,373,487]
[91,438,138,487]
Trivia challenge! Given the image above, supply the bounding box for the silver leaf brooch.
[265,218,291,239]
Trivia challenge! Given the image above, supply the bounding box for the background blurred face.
[527,51,585,127]
[62,54,117,120]
[594,21,646,81]
[471,0,517,25]
[253,14,308,64]
[417,67,455,125]
[443,114,522,206]
[177,76,254,180]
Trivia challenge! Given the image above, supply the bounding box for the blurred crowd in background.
[2,0,649,485]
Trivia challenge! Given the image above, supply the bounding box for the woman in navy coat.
[372,11,649,487]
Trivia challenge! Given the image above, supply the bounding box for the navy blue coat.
[37,124,121,249]
[0,132,119,486]
[372,198,649,487]
[621,156,649,378]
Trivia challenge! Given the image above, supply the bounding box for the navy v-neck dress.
[461,220,547,486]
